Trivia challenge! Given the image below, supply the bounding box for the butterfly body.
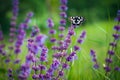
[70,16,84,25]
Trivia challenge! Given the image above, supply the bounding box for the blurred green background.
[0,0,120,80]
[0,0,120,33]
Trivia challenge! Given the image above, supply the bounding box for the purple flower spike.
[9,33,15,37]
[12,0,19,17]
[35,34,47,46]
[14,59,20,64]
[47,18,53,23]
[40,46,48,62]
[74,45,80,51]
[5,59,11,63]
[27,12,34,17]
[60,12,67,18]
[32,66,39,71]
[92,58,97,62]
[60,5,68,11]
[10,21,16,27]
[53,53,62,58]
[11,16,17,21]
[44,73,51,79]
[114,66,120,71]
[108,50,114,55]
[50,38,56,43]
[115,10,120,21]
[60,19,66,26]
[32,74,39,79]
[114,25,120,31]
[39,74,44,79]
[0,44,5,48]
[77,39,83,44]
[90,49,99,69]
[90,49,95,56]
[105,58,112,63]
[52,46,58,50]
[14,48,21,54]
[68,27,75,36]
[10,27,16,32]
[58,70,64,77]
[109,42,117,47]
[80,31,86,38]
[59,34,64,38]
[8,74,13,78]
[47,68,54,75]
[1,51,6,56]
[58,40,64,45]
[0,31,4,41]
[62,63,69,69]
[66,51,76,62]
[93,64,99,69]
[8,68,12,73]
[51,59,60,70]
[104,66,111,72]
[104,11,120,76]
[26,53,34,62]
[49,29,56,34]
[113,33,119,39]
[117,10,120,16]
[59,26,65,31]
[60,0,68,4]
[47,18,54,28]
[39,65,46,70]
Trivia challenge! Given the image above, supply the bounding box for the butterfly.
[70,16,84,25]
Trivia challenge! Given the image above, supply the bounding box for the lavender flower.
[40,46,48,62]
[74,45,80,51]
[9,0,19,45]
[49,29,56,34]
[58,70,64,77]
[60,19,66,26]
[1,0,89,80]
[114,25,120,31]
[114,66,120,71]
[115,10,120,22]
[77,30,86,44]
[62,63,69,69]
[47,18,54,28]
[0,30,5,55]
[14,59,20,64]
[8,68,13,79]
[31,26,40,37]
[104,66,111,72]
[60,5,68,11]
[26,53,34,63]
[0,30,4,41]
[90,49,99,69]
[60,0,68,4]
[12,0,19,17]
[101,10,120,78]
[14,12,33,65]
[59,26,65,31]
[66,51,77,62]
[39,64,46,70]
[19,63,31,80]
[51,59,60,70]
[32,74,39,79]
[109,42,117,47]
[50,38,56,43]
[35,34,47,46]
[60,12,67,18]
